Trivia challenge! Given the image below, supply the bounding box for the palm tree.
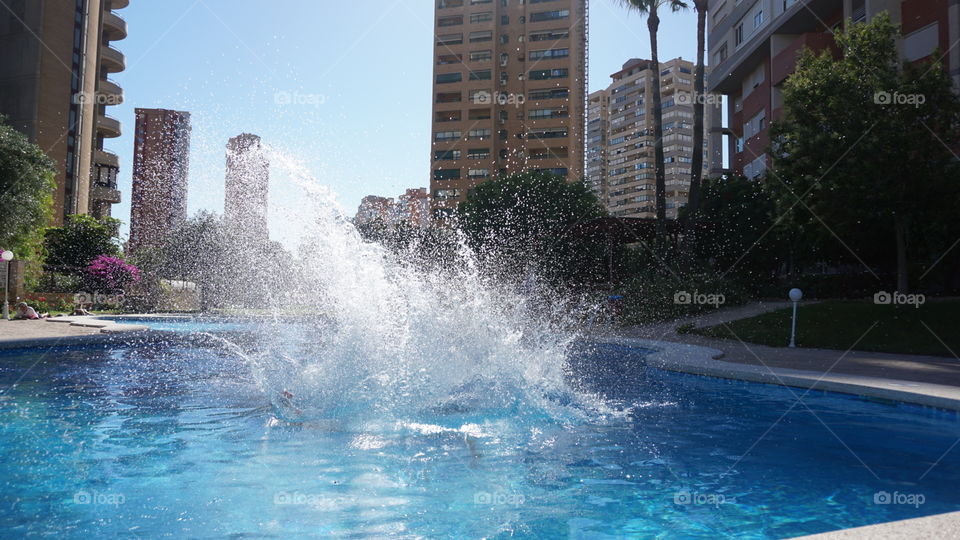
[618,0,688,253]
[683,0,708,240]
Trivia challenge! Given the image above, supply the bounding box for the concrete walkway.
[0,316,148,346]
[616,300,960,388]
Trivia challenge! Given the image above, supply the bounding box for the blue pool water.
[95,316,251,333]
[0,342,958,538]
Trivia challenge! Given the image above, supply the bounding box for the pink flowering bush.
[85,255,140,293]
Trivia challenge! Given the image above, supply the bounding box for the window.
[437,54,462,65]
[754,9,763,28]
[468,108,491,120]
[470,50,492,62]
[735,23,744,46]
[434,131,461,141]
[468,168,490,178]
[438,15,462,27]
[714,43,728,64]
[528,107,568,119]
[469,69,492,80]
[434,168,461,180]
[528,128,568,139]
[470,12,492,24]
[436,92,462,103]
[529,28,569,41]
[529,48,569,60]
[468,128,491,139]
[468,89,492,103]
[530,9,569,22]
[528,87,569,100]
[469,30,492,42]
[529,68,568,80]
[439,0,463,7]
[436,72,462,84]
[434,149,462,161]
[434,188,461,199]
[437,33,463,46]
[436,110,461,122]
[467,148,490,159]
[533,167,568,177]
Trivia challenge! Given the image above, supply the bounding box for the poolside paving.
[0,317,148,346]
[617,301,960,389]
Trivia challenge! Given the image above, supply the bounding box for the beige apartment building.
[585,90,609,204]
[429,0,588,217]
[588,58,722,219]
[0,0,129,224]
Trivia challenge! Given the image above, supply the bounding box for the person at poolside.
[15,302,47,320]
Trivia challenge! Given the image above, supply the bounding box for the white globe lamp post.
[788,288,803,348]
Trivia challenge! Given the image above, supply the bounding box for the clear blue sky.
[110,0,698,249]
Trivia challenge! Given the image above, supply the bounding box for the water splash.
[229,147,605,429]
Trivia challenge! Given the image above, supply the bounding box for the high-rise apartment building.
[354,188,432,229]
[587,58,721,219]
[225,134,269,241]
[586,90,610,204]
[129,109,191,251]
[397,188,431,228]
[708,0,959,178]
[0,0,129,224]
[429,0,588,216]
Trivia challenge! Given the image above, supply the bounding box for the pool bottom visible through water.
[0,342,958,538]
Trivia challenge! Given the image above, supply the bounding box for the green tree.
[43,214,121,272]
[770,13,960,292]
[618,0,688,252]
[0,115,55,257]
[458,171,607,283]
[682,175,781,284]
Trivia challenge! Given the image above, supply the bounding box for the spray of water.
[224,147,608,430]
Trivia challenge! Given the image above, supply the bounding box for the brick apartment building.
[707,0,959,178]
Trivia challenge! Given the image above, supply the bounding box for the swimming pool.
[96,316,253,333]
[0,341,957,538]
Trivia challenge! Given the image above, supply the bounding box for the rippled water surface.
[1,342,959,538]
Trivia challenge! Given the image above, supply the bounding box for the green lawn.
[693,300,960,357]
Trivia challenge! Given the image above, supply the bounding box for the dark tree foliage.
[43,214,122,272]
[769,13,960,292]
[458,171,608,283]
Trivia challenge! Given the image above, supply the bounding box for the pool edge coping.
[597,337,960,413]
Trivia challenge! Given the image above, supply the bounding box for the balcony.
[97,114,121,138]
[97,78,123,104]
[103,12,128,40]
[100,45,126,73]
[111,0,130,8]
[94,149,119,168]
[91,184,122,204]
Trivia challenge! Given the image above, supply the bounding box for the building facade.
[396,188,431,228]
[225,134,270,241]
[129,109,191,252]
[585,90,609,204]
[429,0,588,216]
[708,0,960,178]
[587,58,721,219]
[0,0,129,224]
[355,188,432,229]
